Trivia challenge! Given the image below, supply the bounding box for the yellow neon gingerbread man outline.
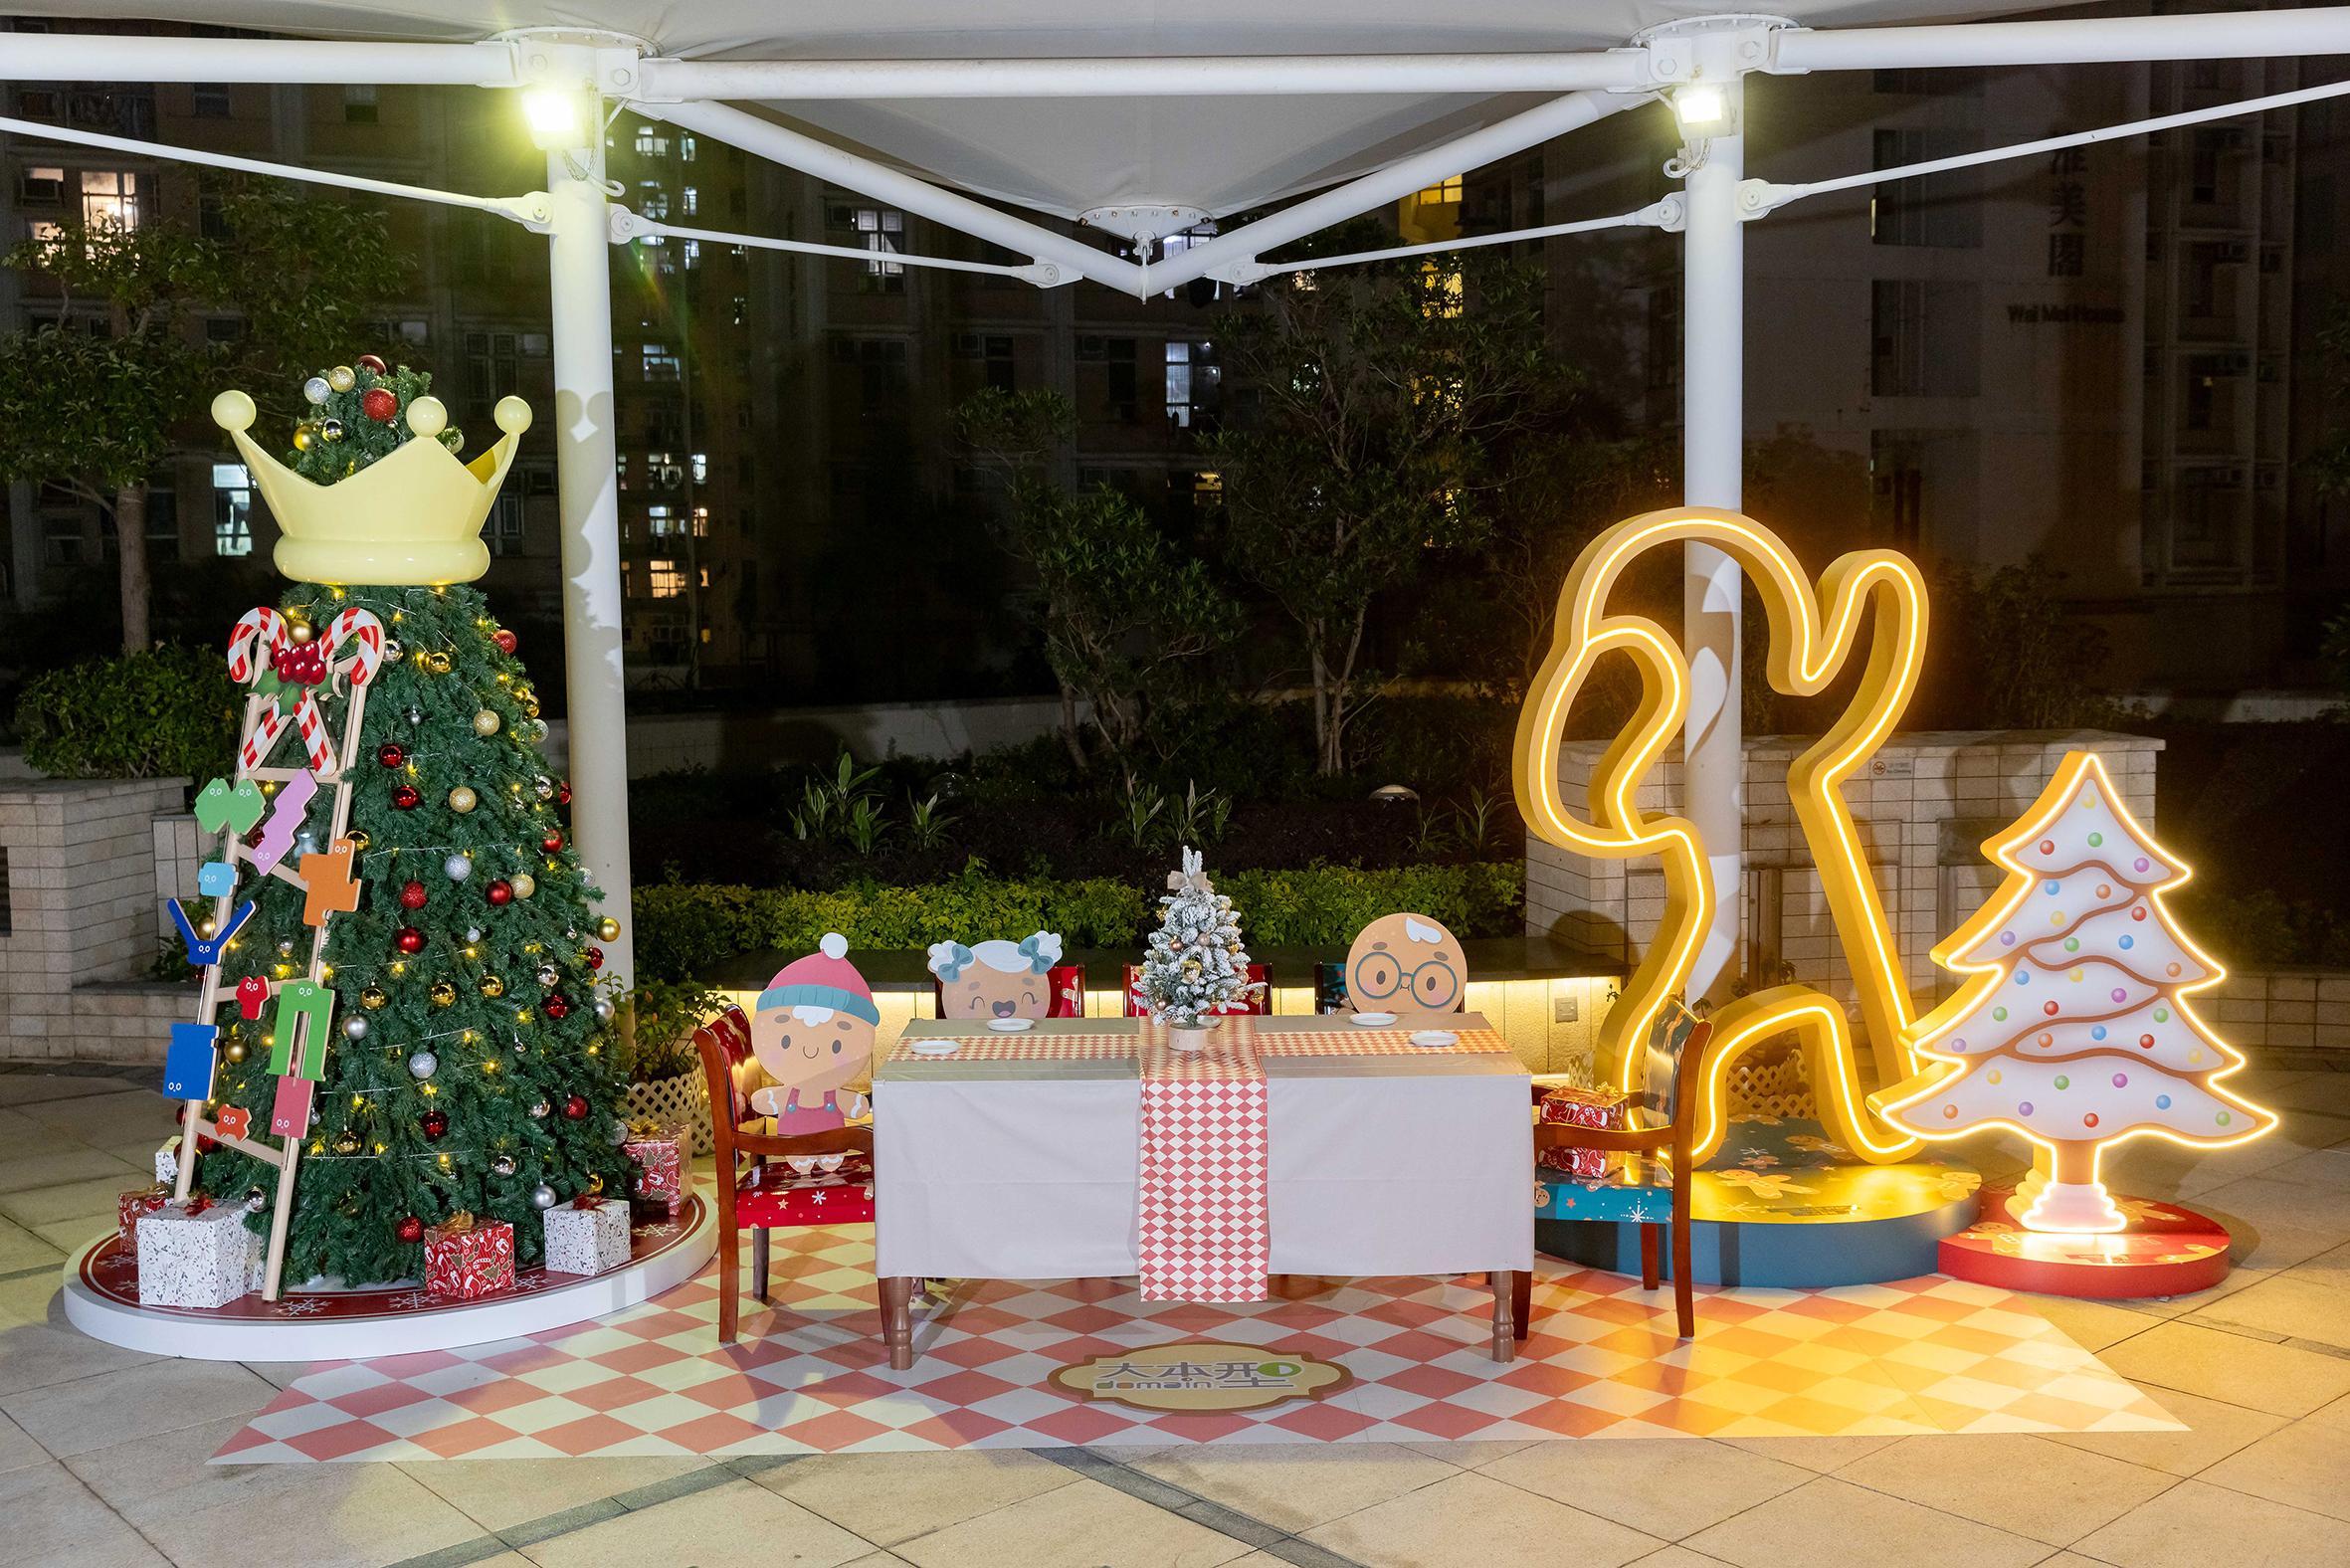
[1512,506,1928,1165]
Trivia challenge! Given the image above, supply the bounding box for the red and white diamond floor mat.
[213,1226,2177,1462]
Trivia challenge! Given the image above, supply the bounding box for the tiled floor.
[6,1060,2350,1568]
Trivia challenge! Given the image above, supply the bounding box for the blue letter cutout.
[162,1022,219,1100]
[196,860,238,898]
[167,898,254,969]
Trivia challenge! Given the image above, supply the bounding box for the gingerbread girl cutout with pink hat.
[748,932,877,1136]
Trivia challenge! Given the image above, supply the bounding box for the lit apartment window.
[682,186,697,217]
[1165,341,1221,429]
[682,238,701,270]
[80,170,140,230]
[689,453,707,484]
[634,123,671,158]
[855,207,904,278]
[1415,174,1464,204]
[342,85,378,124]
[649,558,685,598]
[212,464,253,557]
[648,504,676,536]
[1418,262,1463,319]
[690,505,709,537]
[642,342,681,380]
[680,133,696,161]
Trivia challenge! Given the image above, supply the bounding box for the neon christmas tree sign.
[1873,751,2276,1234]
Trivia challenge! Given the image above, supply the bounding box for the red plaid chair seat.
[693,1004,877,1343]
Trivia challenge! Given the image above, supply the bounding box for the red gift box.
[423,1212,515,1300]
[117,1183,171,1244]
[623,1121,685,1217]
[1538,1085,1630,1179]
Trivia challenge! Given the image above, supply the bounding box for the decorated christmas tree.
[1873,751,2275,1233]
[183,360,633,1286]
[1134,849,1261,1028]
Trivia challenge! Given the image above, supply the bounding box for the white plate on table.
[909,1039,962,1056]
[987,1017,1036,1033]
[1349,1012,1398,1027]
[1410,1030,1459,1048]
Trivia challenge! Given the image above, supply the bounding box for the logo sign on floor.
[1051,1341,1353,1413]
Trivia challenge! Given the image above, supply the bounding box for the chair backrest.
[692,1004,760,1160]
[1635,1005,1711,1128]
[1123,963,1272,1017]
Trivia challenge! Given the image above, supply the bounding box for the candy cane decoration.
[225,605,384,772]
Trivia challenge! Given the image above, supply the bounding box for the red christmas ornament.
[395,926,426,954]
[563,1093,589,1120]
[584,946,604,972]
[541,831,564,854]
[544,995,571,1020]
[271,643,327,686]
[398,880,429,911]
[360,386,398,423]
[356,352,388,375]
[420,1109,450,1140]
[487,880,513,906]
[492,628,518,655]
[392,784,422,811]
[377,742,405,769]
[395,1215,424,1244]
[557,780,572,806]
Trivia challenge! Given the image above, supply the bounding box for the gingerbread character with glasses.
[1345,912,1468,1014]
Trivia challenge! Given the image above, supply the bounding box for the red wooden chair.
[1122,963,1273,1017]
[692,1004,877,1344]
[1524,1019,1715,1340]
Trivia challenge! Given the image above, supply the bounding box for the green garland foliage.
[285,360,455,485]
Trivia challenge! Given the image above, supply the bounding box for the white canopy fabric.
[20,2,2015,220]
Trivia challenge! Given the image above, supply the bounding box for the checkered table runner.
[884,1031,1138,1064]
[1135,1030,1270,1303]
[1245,1024,1511,1058]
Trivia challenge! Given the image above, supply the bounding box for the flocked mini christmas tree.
[190,357,633,1285]
[1134,849,1262,1028]
[1873,751,2276,1233]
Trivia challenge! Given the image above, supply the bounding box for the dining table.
[871,1011,1534,1369]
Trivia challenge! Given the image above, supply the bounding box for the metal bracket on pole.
[1736,179,1796,222]
[1635,14,1796,86]
[491,192,558,233]
[494,29,651,102]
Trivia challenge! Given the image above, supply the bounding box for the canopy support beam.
[544,125,635,991]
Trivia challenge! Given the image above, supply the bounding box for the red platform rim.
[1938,1187,2233,1300]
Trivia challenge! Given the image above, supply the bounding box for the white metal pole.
[1681,92,1745,1003]
[545,128,636,991]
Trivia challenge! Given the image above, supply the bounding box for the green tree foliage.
[14,644,240,780]
[1209,248,1569,775]
[955,387,1241,769]
[0,186,405,653]
[199,582,630,1285]
[287,361,448,484]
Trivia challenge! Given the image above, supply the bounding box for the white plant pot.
[1168,1022,1217,1053]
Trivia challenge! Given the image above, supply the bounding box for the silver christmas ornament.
[302,374,331,405]
[276,938,295,957]
[444,854,473,882]
[384,638,404,664]
[607,1118,631,1147]
[245,1185,269,1212]
[294,830,320,858]
[529,1183,558,1210]
[592,997,615,1023]
[343,1015,368,1042]
[528,1097,550,1119]
[533,774,555,800]
[491,1154,516,1176]
[405,705,424,725]
[466,925,484,943]
[407,1050,438,1079]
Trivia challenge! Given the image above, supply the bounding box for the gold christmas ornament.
[223,1038,249,1065]
[287,617,313,645]
[472,709,501,737]
[585,1173,605,1196]
[207,386,533,585]
[479,973,506,999]
[595,917,621,942]
[429,979,458,1007]
[292,424,316,452]
[510,873,536,899]
[448,786,478,814]
[332,1130,362,1155]
[360,985,387,1010]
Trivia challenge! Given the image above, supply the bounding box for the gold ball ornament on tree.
[327,364,356,393]
[510,874,536,899]
[472,709,501,737]
[424,651,453,675]
[448,786,478,814]
[360,985,388,1010]
[429,979,458,1007]
[595,917,621,942]
[480,973,506,999]
[222,1037,249,1066]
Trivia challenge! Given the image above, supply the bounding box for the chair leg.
[1510,1267,1532,1342]
[751,1226,770,1303]
[880,1275,915,1370]
[1671,1206,1695,1339]
[1641,1223,1661,1291]
[717,1227,740,1344]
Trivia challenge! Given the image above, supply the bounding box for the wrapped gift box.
[622,1121,686,1217]
[1538,1085,1630,1179]
[542,1195,632,1275]
[117,1183,171,1246]
[136,1198,261,1308]
[424,1213,515,1300]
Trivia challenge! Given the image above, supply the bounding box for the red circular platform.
[1938,1188,2233,1298]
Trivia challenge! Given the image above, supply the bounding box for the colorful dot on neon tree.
[2038,1033,2053,1048]
[2084,1112,2099,1128]
[2156,1094,2172,1110]
[2096,883,2111,897]
[2050,912,2065,927]
[2069,969,2084,982]
[2154,1007,2170,1023]
[1993,1007,2009,1022]
[1951,1038,1967,1050]
[2132,906,2147,921]
[2045,882,2061,895]
[2045,1001,2060,1016]
[2019,1101,2035,1115]
[2167,962,2182,977]
[2140,1034,2155,1048]
[2111,987,2127,1003]
[2190,1050,2205,1064]
[1942,1103,1958,1119]
[2064,937,2080,952]
[2001,931,2017,946]
[2055,1075,2070,1089]
[2135,858,2150,873]
[2112,1073,2128,1087]
[2040,840,2056,855]
[2218,1110,2232,1125]
[2120,935,2134,949]
[2091,1026,2108,1040]
[2088,832,2103,848]
[2017,972,2031,986]
[1987,1069,2002,1083]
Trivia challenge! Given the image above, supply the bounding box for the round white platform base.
[62,1196,716,1362]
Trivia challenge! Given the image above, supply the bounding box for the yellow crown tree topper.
[209,387,532,586]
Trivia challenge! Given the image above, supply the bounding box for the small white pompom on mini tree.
[1134,848,1262,1029]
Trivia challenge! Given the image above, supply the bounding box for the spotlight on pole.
[1670,84,1731,133]
[522,89,586,152]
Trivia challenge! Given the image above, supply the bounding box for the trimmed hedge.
[16,644,240,781]
[633,861,1525,982]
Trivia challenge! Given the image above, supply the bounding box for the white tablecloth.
[872,1016,1533,1282]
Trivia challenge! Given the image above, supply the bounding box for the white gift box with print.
[136,1202,263,1308]
[542,1199,631,1275]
